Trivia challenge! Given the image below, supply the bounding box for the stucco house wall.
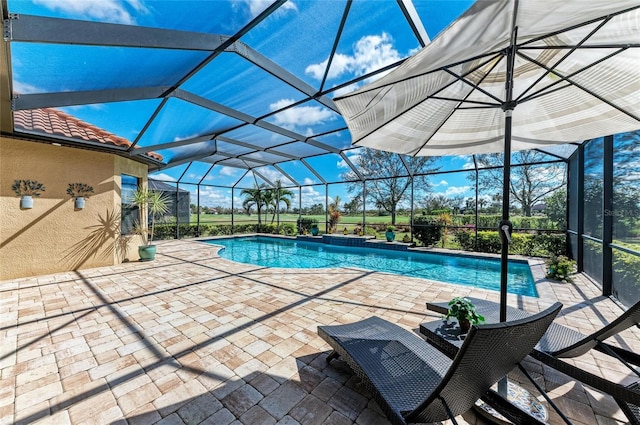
[0,136,147,280]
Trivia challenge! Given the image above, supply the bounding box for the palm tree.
[262,188,275,225]
[130,188,171,246]
[271,180,294,224]
[241,186,266,227]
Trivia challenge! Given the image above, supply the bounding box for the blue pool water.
[205,236,537,297]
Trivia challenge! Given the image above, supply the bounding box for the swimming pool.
[204,236,537,297]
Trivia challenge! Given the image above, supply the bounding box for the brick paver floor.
[1,238,638,425]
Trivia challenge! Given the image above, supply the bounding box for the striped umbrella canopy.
[334,0,640,321]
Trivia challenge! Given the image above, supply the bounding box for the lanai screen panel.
[6,0,581,185]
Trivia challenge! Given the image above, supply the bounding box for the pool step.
[296,234,415,251]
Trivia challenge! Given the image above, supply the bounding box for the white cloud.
[332,82,360,98]
[269,99,336,131]
[219,166,239,177]
[306,33,402,83]
[235,0,297,19]
[12,79,42,95]
[149,173,176,182]
[303,177,317,185]
[408,46,422,57]
[337,152,360,170]
[253,168,293,186]
[445,185,471,196]
[62,104,106,113]
[300,185,324,207]
[432,179,448,187]
[199,187,232,208]
[462,161,475,170]
[33,0,149,24]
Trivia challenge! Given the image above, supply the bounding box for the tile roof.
[13,108,163,161]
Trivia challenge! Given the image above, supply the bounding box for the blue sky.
[9,0,483,208]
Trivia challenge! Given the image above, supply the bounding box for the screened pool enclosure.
[2,0,639,307]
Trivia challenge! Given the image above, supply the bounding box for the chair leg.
[326,350,340,363]
[615,382,640,425]
[597,342,640,378]
[438,396,459,425]
[517,363,573,425]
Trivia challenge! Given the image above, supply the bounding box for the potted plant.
[444,296,485,334]
[343,227,349,235]
[546,255,576,283]
[310,223,319,236]
[12,179,46,209]
[67,182,94,209]
[130,187,170,261]
[385,225,396,242]
[402,233,411,243]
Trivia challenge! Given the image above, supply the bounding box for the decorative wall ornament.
[12,179,46,209]
[67,183,94,209]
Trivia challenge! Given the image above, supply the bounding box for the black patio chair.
[317,302,561,425]
[426,297,640,424]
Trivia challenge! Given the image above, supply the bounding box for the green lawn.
[191,213,410,225]
[188,213,455,245]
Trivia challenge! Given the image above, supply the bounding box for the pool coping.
[197,233,534,263]
[194,233,555,300]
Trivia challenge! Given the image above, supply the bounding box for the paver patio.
[1,239,638,425]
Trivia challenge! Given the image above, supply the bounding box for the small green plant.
[546,254,576,282]
[328,196,342,233]
[66,182,94,198]
[444,297,485,332]
[130,188,171,246]
[12,179,46,197]
[297,217,318,234]
[385,225,396,241]
[438,212,453,248]
[413,216,443,247]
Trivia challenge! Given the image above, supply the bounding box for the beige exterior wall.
[0,136,147,280]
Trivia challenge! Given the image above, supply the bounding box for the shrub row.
[296,217,318,234]
[154,222,567,258]
[154,223,296,239]
[612,249,640,303]
[453,230,566,257]
[420,214,560,230]
[413,216,443,247]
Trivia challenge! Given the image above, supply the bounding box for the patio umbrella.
[334,0,640,322]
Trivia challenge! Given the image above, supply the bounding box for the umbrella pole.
[500,20,517,324]
[498,22,518,396]
[499,111,513,325]
[497,108,513,399]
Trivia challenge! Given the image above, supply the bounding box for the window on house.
[121,174,139,235]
